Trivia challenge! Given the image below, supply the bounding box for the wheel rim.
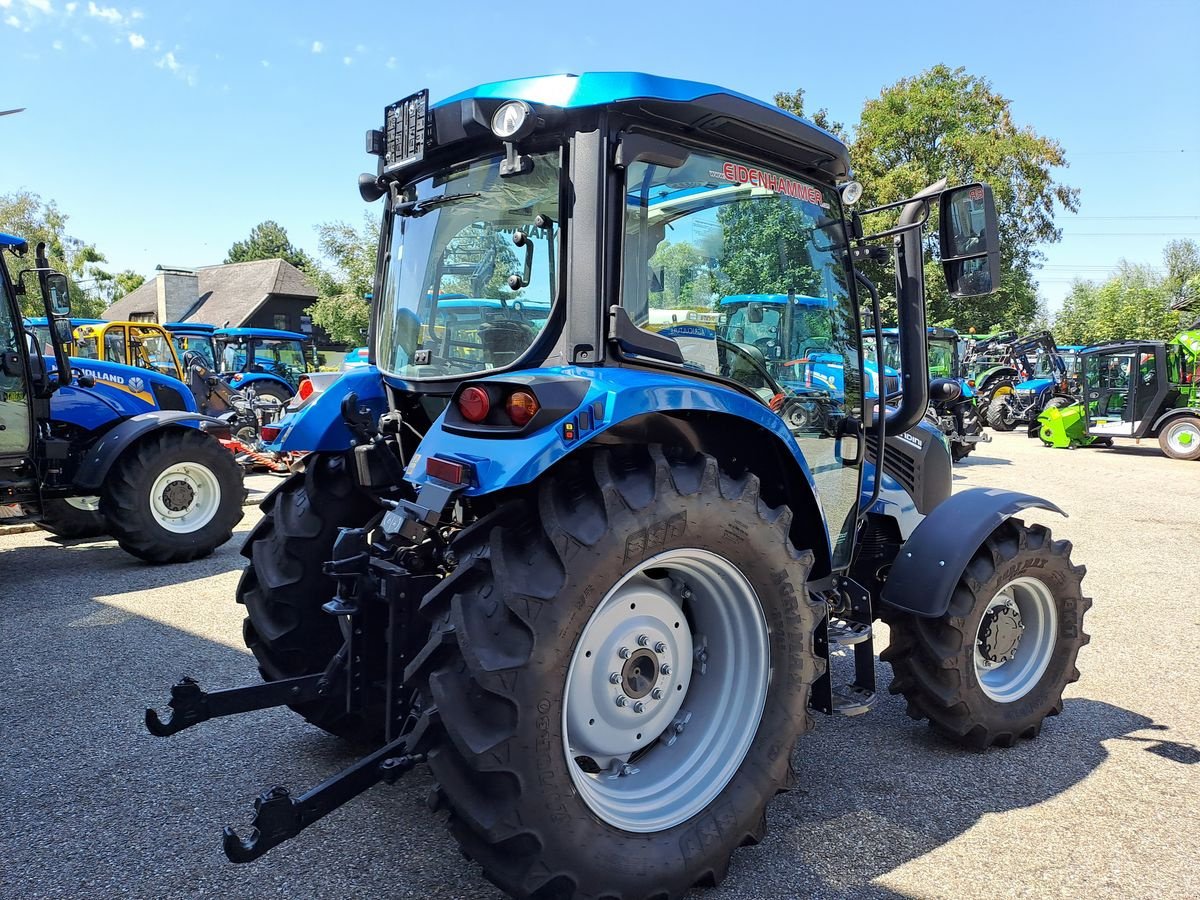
[65,495,100,512]
[562,548,770,832]
[1167,421,1199,454]
[148,462,222,534]
[973,576,1058,702]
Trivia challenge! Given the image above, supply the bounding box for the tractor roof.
[165,321,217,334]
[0,231,26,248]
[215,327,309,341]
[433,72,850,180]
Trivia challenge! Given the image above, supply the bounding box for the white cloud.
[26,0,53,12]
[65,0,76,10]
[130,7,141,18]
[51,37,62,48]
[385,56,396,69]
[87,2,122,24]
[310,40,322,53]
[126,31,143,48]
[155,49,179,71]
[260,59,269,67]
[342,55,352,65]
[354,43,365,53]
[4,13,20,27]
[155,49,196,86]
[0,1,12,8]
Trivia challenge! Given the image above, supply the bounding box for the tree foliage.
[0,190,115,317]
[225,220,316,273]
[305,215,379,345]
[778,65,1079,333]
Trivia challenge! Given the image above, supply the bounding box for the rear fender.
[1150,407,1200,435]
[73,410,228,492]
[881,488,1066,617]
[266,367,389,452]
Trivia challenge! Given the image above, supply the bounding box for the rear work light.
[506,390,540,426]
[426,455,473,485]
[259,423,282,442]
[458,386,491,423]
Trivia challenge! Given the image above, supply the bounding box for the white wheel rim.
[148,462,221,533]
[562,548,770,832]
[65,495,100,512]
[1167,421,1200,455]
[973,576,1058,703]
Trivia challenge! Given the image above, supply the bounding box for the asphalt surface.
[2,437,1198,899]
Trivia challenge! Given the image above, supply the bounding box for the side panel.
[50,358,199,429]
[72,411,224,492]
[882,488,1066,617]
[267,367,390,452]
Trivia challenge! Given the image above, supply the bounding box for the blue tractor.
[866,326,988,461]
[147,74,1091,896]
[1,236,244,562]
[985,331,1074,432]
[212,326,315,402]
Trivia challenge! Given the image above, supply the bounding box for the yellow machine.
[71,321,186,381]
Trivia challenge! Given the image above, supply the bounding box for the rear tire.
[37,496,106,538]
[101,429,245,564]
[988,393,1016,431]
[1158,416,1200,460]
[951,403,983,462]
[412,446,822,899]
[237,453,380,742]
[882,518,1090,748]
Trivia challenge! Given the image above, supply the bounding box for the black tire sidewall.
[1159,418,1200,460]
[37,497,107,538]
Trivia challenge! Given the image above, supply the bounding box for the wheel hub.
[161,479,197,512]
[620,648,659,699]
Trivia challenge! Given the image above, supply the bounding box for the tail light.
[297,376,314,402]
[426,455,474,485]
[260,423,282,442]
[506,390,540,426]
[458,386,491,423]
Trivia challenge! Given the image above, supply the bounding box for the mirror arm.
[859,206,932,243]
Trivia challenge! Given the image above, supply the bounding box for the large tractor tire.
[951,403,984,462]
[987,392,1017,431]
[37,496,107,538]
[238,453,380,742]
[101,428,245,564]
[882,518,1090,749]
[412,446,823,899]
[1158,416,1200,460]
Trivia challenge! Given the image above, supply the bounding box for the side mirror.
[44,272,71,316]
[939,183,1001,298]
[54,319,74,343]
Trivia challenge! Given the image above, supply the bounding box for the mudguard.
[73,410,227,492]
[406,366,819,498]
[266,367,390,453]
[882,488,1066,617]
[1151,407,1200,434]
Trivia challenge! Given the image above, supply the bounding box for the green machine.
[1037,329,1200,459]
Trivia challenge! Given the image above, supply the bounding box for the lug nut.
[660,663,672,675]
[651,688,663,700]
[637,634,649,647]
[633,701,645,713]
[618,647,631,659]
[615,695,628,707]
[609,672,621,684]
[654,641,667,654]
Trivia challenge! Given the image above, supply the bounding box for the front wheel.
[101,429,245,563]
[988,393,1016,431]
[882,518,1090,748]
[413,447,822,898]
[951,402,983,462]
[37,496,107,538]
[1158,416,1200,460]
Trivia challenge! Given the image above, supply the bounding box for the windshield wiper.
[397,192,482,218]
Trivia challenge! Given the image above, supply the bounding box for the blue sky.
[3,0,1198,313]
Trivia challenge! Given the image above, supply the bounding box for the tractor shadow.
[713,691,1196,899]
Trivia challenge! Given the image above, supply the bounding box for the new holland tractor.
[983,331,1074,432]
[146,74,1091,898]
[213,326,315,402]
[0,236,244,562]
[1037,330,1200,459]
[866,325,987,461]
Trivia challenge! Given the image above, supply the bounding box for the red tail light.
[458,386,491,423]
[260,423,282,442]
[426,455,472,485]
[297,377,314,401]
[506,390,540,426]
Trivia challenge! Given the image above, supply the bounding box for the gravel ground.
[2,434,1198,898]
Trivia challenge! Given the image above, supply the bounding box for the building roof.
[103,258,318,325]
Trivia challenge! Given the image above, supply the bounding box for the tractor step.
[831,685,877,716]
[827,619,871,646]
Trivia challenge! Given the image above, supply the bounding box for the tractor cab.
[24,317,104,355]
[71,321,185,380]
[166,321,219,370]
[213,327,313,399]
[1081,342,1173,438]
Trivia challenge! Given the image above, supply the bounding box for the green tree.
[774,87,847,141]
[780,66,1079,333]
[0,190,112,316]
[1054,263,1177,344]
[1163,239,1200,313]
[225,220,315,273]
[112,270,146,302]
[306,215,379,345]
[717,197,821,298]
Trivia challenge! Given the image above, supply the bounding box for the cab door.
[0,269,34,465]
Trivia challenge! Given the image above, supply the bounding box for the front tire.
[101,429,245,564]
[1158,416,1200,460]
[988,393,1016,431]
[951,403,983,462]
[413,447,822,898]
[37,496,107,538]
[882,518,1090,748]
